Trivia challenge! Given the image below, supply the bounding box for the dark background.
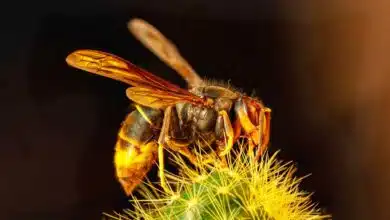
[2,1,390,219]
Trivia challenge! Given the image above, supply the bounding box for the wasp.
[65,18,271,196]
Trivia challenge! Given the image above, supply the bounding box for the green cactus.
[104,144,331,220]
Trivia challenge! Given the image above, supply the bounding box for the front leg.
[255,107,271,161]
[234,98,271,159]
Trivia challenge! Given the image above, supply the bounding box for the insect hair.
[201,77,244,95]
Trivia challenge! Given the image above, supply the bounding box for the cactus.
[104,143,331,220]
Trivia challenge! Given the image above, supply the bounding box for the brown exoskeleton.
[65,18,271,196]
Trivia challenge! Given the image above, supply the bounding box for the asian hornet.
[65,18,271,196]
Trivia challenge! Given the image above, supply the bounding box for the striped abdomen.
[114,105,163,195]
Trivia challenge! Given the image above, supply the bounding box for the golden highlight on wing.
[126,87,194,109]
[66,49,143,85]
[128,18,203,88]
[66,49,207,109]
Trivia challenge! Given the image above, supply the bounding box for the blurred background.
[2,0,390,219]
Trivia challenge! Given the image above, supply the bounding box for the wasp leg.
[164,105,199,166]
[234,98,263,158]
[233,117,242,144]
[254,108,271,161]
[165,136,199,167]
[166,135,216,168]
[157,106,174,194]
[158,106,201,193]
[215,110,234,157]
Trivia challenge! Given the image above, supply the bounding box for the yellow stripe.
[135,105,153,125]
[117,129,141,146]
